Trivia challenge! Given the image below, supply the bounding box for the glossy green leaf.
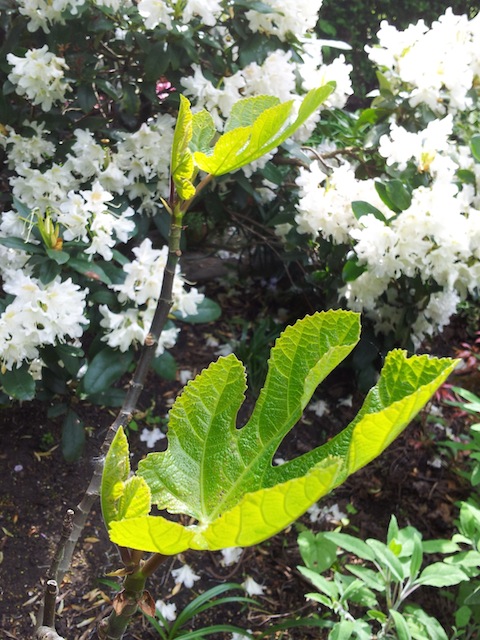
[342,257,367,282]
[351,200,387,223]
[81,347,133,396]
[470,134,480,162]
[68,257,113,285]
[0,235,43,255]
[0,364,35,401]
[46,248,69,264]
[152,350,177,381]
[194,85,335,176]
[171,94,196,200]
[375,179,411,213]
[105,311,457,555]
[61,409,85,463]
[172,297,221,324]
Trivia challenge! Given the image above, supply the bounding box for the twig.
[42,581,59,628]
[48,510,74,583]
[36,627,66,640]
[52,196,184,585]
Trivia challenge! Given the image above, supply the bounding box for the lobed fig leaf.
[193,84,335,176]
[102,311,458,555]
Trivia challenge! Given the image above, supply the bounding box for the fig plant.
[37,88,458,639]
[100,313,456,638]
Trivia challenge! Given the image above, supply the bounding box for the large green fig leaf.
[193,84,335,176]
[104,311,457,555]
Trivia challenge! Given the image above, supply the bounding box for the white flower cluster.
[7,45,71,111]
[3,115,174,240]
[181,43,352,135]
[138,0,222,30]
[246,0,324,41]
[0,121,55,168]
[295,111,480,346]
[0,271,88,371]
[17,0,86,33]
[0,115,184,368]
[100,239,204,355]
[366,9,480,114]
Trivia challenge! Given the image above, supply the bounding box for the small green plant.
[442,386,480,487]
[428,500,480,639]
[297,515,474,639]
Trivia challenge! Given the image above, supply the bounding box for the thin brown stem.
[55,204,184,583]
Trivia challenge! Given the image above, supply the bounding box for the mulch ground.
[0,278,476,639]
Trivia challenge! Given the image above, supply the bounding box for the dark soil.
[0,278,476,639]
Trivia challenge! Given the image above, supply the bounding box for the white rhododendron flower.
[181,40,352,135]
[140,427,166,448]
[0,121,55,168]
[99,305,180,355]
[0,272,88,371]
[366,9,480,114]
[182,0,223,26]
[17,0,86,33]
[242,576,265,596]
[7,46,70,111]
[220,547,243,566]
[137,0,174,30]
[112,238,204,316]
[171,563,201,588]
[99,239,203,355]
[155,599,177,623]
[378,116,454,171]
[246,0,323,40]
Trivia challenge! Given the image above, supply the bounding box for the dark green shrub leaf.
[351,200,387,223]
[81,348,133,396]
[61,409,85,462]
[152,351,177,381]
[174,298,221,324]
[68,257,113,285]
[0,364,35,401]
[0,236,43,254]
[342,258,367,282]
[470,134,480,162]
[46,248,70,265]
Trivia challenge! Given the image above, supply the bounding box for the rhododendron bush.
[0,0,353,455]
[0,1,478,421]
[289,9,480,352]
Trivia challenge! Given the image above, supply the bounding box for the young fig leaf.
[101,426,130,527]
[171,94,196,200]
[194,84,335,176]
